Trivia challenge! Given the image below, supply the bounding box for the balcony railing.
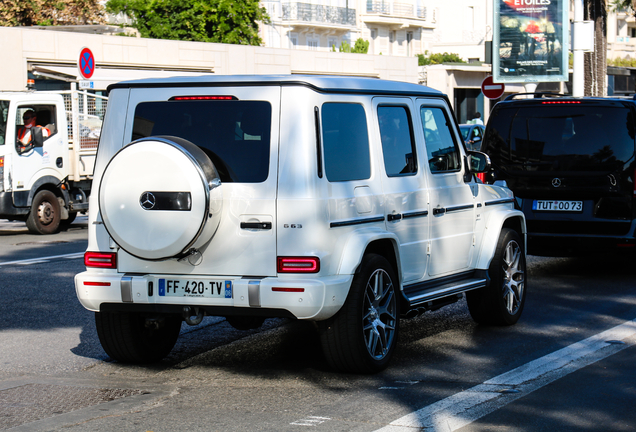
[281,2,357,26]
[367,1,425,19]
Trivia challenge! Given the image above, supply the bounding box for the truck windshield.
[488,104,636,173]
[0,101,9,145]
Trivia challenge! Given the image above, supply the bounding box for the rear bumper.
[75,271,353,321]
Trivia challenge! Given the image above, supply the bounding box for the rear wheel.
[319,254,399,373]
[26,190,61,234]
[467,228,526,326]
[95,312,182,363]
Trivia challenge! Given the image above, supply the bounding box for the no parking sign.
[78,47,95,80]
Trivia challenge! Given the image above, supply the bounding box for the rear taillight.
[277,257,320,273]
[170,95,237,101]
[84,251,117,269]
[476,172,486,183]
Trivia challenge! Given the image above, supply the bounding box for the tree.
[0,0,105,26]
[584,0,607,96]
[417,52,466,66]
[105,0,269,45]
[610,0,636,14]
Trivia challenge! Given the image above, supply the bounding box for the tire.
[319,254,399,373]
[95,312,182,363]
[26,190,61,234]
[467,228,526,326]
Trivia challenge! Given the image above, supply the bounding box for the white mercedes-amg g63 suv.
[75,75,526,373]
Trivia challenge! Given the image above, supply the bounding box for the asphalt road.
[0,218,634,431]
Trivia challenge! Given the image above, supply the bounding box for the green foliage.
[0,0,105,26]
[610,0,636,14]
[608,56,636,67]
[417,52,466,66]
[338,40,351,53]
[106,0,270,45]
[352,38,369,54]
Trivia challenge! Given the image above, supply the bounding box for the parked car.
[481,93,636,256]
[460,123,486,151]
[75,75,527,373]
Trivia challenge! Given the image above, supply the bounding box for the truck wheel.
[467,228,526,326]
[319,254,399,373]
[26,190,61,234]
[95,312,182,363]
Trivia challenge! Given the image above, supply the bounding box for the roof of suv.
[497,93,636,106]
[108,74,443,97]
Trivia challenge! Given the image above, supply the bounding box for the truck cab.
[0,89,106,233]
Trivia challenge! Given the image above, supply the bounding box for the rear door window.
[132,100,271,183]
[321,103,371,182]
[378,105,417,177]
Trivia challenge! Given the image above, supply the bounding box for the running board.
[402,271,488,308]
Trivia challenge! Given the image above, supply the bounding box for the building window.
[308,37,319,50]
[289,32,298,49]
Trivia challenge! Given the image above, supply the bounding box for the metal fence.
[282,2,357,26]
[58,90,108,151]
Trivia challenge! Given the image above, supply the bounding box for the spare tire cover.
[99,136,222,260]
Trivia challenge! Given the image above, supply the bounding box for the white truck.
[0,89,107,234]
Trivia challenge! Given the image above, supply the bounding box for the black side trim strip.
[446,204,474,213]
[314,106,323,179]
[402,210,429,219]
[485,198,515,206]
[330,216,385,228]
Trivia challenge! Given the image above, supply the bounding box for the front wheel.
[95,312,182,363]
[319,254,399,373]
[26,190,61,234]
[467,228,526,326]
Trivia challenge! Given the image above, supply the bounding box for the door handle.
[387,213,402,222]
[433,207,446,215]
[240,222,272,230]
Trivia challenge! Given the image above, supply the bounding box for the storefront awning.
[31,64,213,90]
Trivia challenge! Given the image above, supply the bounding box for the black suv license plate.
[532,200,583,212]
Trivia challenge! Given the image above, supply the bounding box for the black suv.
[482,94,636,256]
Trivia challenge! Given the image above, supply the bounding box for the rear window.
[132,100,271,183]
[486,104,636,173]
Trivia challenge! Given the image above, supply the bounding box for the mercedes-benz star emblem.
[551,178,562,188]
[140,192,156,210]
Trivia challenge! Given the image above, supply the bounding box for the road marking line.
[375,318,636,432]
[0,252,84,267]
[291,416,331,426]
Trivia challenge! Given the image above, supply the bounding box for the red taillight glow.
[83,281,112,286]
[0,156,4,168]
[171,95,236,101]
[541,101,581,104]
[84,251,117,269]
[476,172,486,183]
[272,287,305,292]
[277,257,320,273]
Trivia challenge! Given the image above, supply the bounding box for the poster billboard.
[493,0,569,83]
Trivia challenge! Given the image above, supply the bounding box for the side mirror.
[31,127,44,148]
[467,151,491,173]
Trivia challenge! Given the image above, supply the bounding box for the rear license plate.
[158,278,233,298]
[532,200,583,212]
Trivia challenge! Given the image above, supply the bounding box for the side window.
[16,105,56,140]
[321,103,371,182]
[378,105,417,176]
[421,107,461,173]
